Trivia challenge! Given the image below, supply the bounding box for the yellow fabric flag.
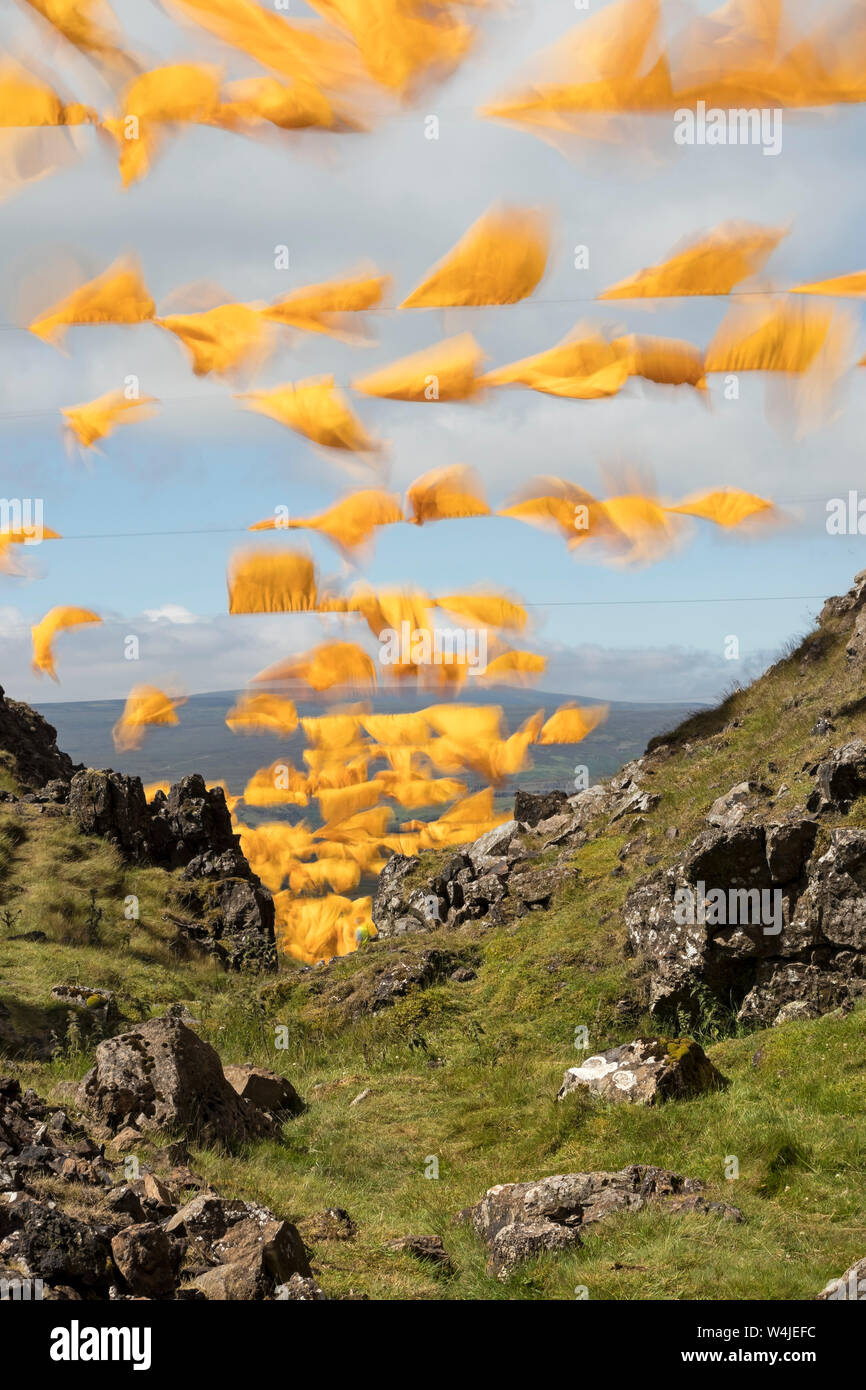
[23,0,137,78]
[481,0,673,138]
[599,222,786,299]
[316,780,384,823]
[705,300,834,374]
[435,592,527,632]
[255,641,378,693]
[29,258,155,346]
[273,891,373,963]
[264,270,390,341]
[791,271,866,299]
[307,0,476,97]
[158,303,270,377]
[301,711,364,749]
[102,64,222,187]
[228,547,319,614]
[166,0,366,94]
[479,649,547,685]
[361,711,430,745]
[352,333,485,401]
[0,524,61,575]
[405,464,489,524]
[401,205,550,308]
[666,489,774,527]
[498,476,597,543]
[62,389,158,448]
[0,62,95,127]
[238,376,378,452]
[31,606,101,680]
[484,326,631,398]
[537,702,608,745]
[579,495,677,564]
[112,685,184,751]
[618,334,707,389]
[251,489,403,556]
[225,692,299,736]
[242,762,309,808]
[288,859,361,896]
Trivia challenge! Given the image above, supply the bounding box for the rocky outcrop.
[69,771,276,971]
[0,1076,316,1301]
[457,1165,743,1279]
[77,1017,279,1148]
[0,686,77,790]
[626,807,866,1026]
[67,770,156,860]
[372,763,660,940]
[558,1036,727,1106]
[806,740,866,814]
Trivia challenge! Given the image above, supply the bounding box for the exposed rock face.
[458,1165,743,1279]
[806,741,866,814]
[372,763,662,940]
[68,770,276,971]
[0,686,77,790]
[77,1017,278,1147]
[150,775,241,871]
[558,1037,727,1106]
[0,1076,317,1301]
[623,813,866,1027]
[184,1204,311,1300]
[513,789,570,827]
[67,770,156,860]
[111,1223,181,1297]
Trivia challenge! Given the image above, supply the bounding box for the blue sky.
[2,0,866,704]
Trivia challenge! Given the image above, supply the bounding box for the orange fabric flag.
[255,641,378,693]
[225,692,299,736]
[352,333,485,402]
[62,389,158,448]
[264,270,390,341]
[537,702,609,745]
[31,606,101,680]
[228,547,319,614]
[29,258,155,346]
[599,222,785,299]
[112,685,184,751]
[401,205,550,308]
[158,303,271,377]
[238,377,378,452]
[405,464,489,524]
[102,64,222,186]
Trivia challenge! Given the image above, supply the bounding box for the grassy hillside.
[2,593,865,1300]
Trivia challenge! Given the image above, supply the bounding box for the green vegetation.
[3,601,866,1299]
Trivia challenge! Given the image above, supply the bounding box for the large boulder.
[68,770,158,860]
[110,1223,181,1297]
[223,1066,304,1117]
[558,1037,727,1106]
[0,686,77,790]
[151,775,241,871]
[77,1017,278,1147]
[0,1196,113,1294]
[623,816,852,1026]
[458,1165,743,1279]
[806,741,866,814]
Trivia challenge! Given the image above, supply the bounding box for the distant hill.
[34,687,702,803]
